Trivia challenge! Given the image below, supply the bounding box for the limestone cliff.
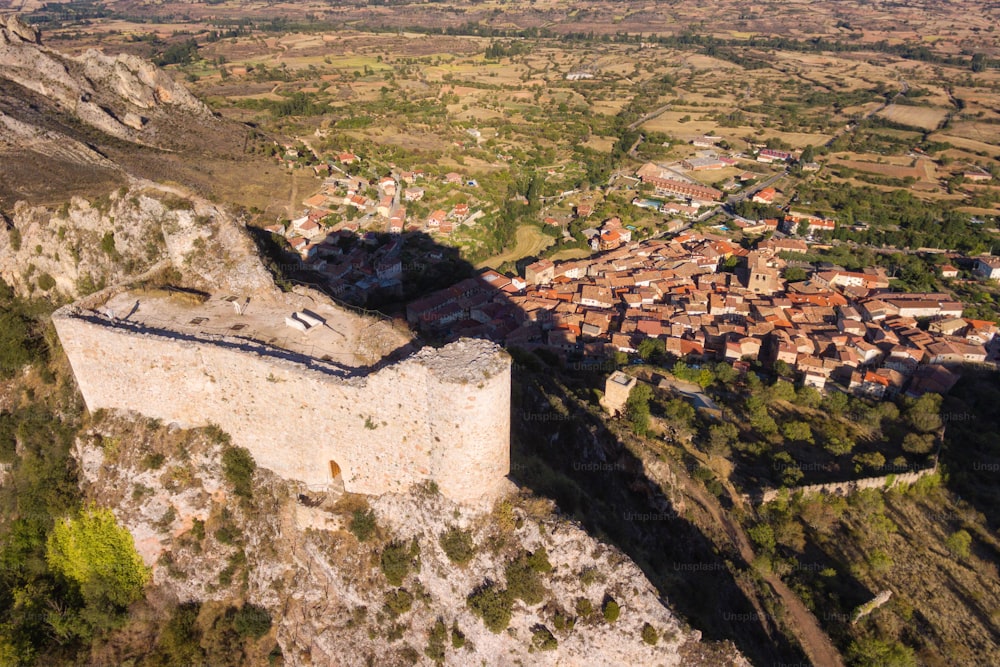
[75,414,749,666]
[0,13,262,208]
[0,14,212,145]
[0,180,273,299]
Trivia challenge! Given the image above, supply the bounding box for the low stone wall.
[53,306,511,503]
[759,464,938,505]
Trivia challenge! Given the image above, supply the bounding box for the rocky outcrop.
[76,415,749,666]
[0,180,273,298]
[0,13,215,147]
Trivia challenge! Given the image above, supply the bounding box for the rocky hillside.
[0,179,273,300]
[0,14,211,144]
[0,14,286,210]
[75,414,747,666]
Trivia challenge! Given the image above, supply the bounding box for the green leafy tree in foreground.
[625,383,653,436]
[46,506,150,609]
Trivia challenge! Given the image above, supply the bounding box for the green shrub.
[527,546,553,573]
[945,529,972,559]
[142,452,165,470]
[467,580,513,633]
[233,604,272,638]
[191,518,205,541]
[36,273,55,291]
[532,625,558,651]
[350,509,377,542]
[576,597,594,618]
[603,598,620,623]
[439,526,476,565]
[214,523,239,546]
[505,552,547,605]
[100,231,117,256]
[153,602,206,664]
[451,622,466,648]
[9,227,21,251]
[552,610,575,632]
[384,588,414,618]
[425,618,447,664]
[381,539,419,586]
[641,622,658,645]
[222,446,255,499]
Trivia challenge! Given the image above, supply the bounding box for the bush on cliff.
[505,551,548,606]
[350,509,377,542]
[381,539,419,586]
[603,598,620,623]
[439,526,476,565]
[467,580,513,633]
[221,445,255,500]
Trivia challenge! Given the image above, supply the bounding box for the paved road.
[727,168,788,205]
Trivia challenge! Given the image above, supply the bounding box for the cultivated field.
[877,104,949,131]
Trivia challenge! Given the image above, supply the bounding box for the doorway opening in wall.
[329,459,345,494]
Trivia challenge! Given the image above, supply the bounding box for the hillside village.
[407,230,1000,401]
[264,138,1000,404]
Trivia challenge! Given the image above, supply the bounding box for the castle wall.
[758,465,937,504]
[53,308,510,503]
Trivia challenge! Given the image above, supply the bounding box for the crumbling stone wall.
[758,465,938,504]
[53,307,511,503]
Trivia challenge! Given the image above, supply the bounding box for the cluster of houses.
[407,231,1000,400]
[258,152,489,302]
[260,149,490,298]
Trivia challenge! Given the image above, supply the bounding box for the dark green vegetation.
[0,281,278,665]
[795,180,994,254]
[508,343,1000,665]
[221,445,257,500]
[439,526,476,565]
[146,601,276,666]
[507,347,809,665]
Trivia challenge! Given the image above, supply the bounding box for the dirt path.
[288,170,300,218]
[475,224,554,269]
[639,430,846,667]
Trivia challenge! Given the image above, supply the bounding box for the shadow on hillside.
[939,370,1000,532]
[248,226,808,665]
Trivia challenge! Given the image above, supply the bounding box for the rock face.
[0,180,274,299]
[75,416,749,666]
[0,14,212,146]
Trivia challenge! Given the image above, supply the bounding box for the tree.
[853,451,886,473]
[782,421,813,444]
[46,506,151,609]
[0,312,33,377]
[637,337,665,361]
[625,383,653,436]
[769,380,797,402]
[945,529,972,558]
[800,145,815,163]
[707,422,739,456]
[784,267,807,282]
[904,393,943,433]
[821,391,849,416]
[902,432,935,455]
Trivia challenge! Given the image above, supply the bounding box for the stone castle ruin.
[54,287,511,503]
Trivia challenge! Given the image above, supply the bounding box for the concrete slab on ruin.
[100,289,411,370]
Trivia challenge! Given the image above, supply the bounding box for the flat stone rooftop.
[98,289,412,370]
